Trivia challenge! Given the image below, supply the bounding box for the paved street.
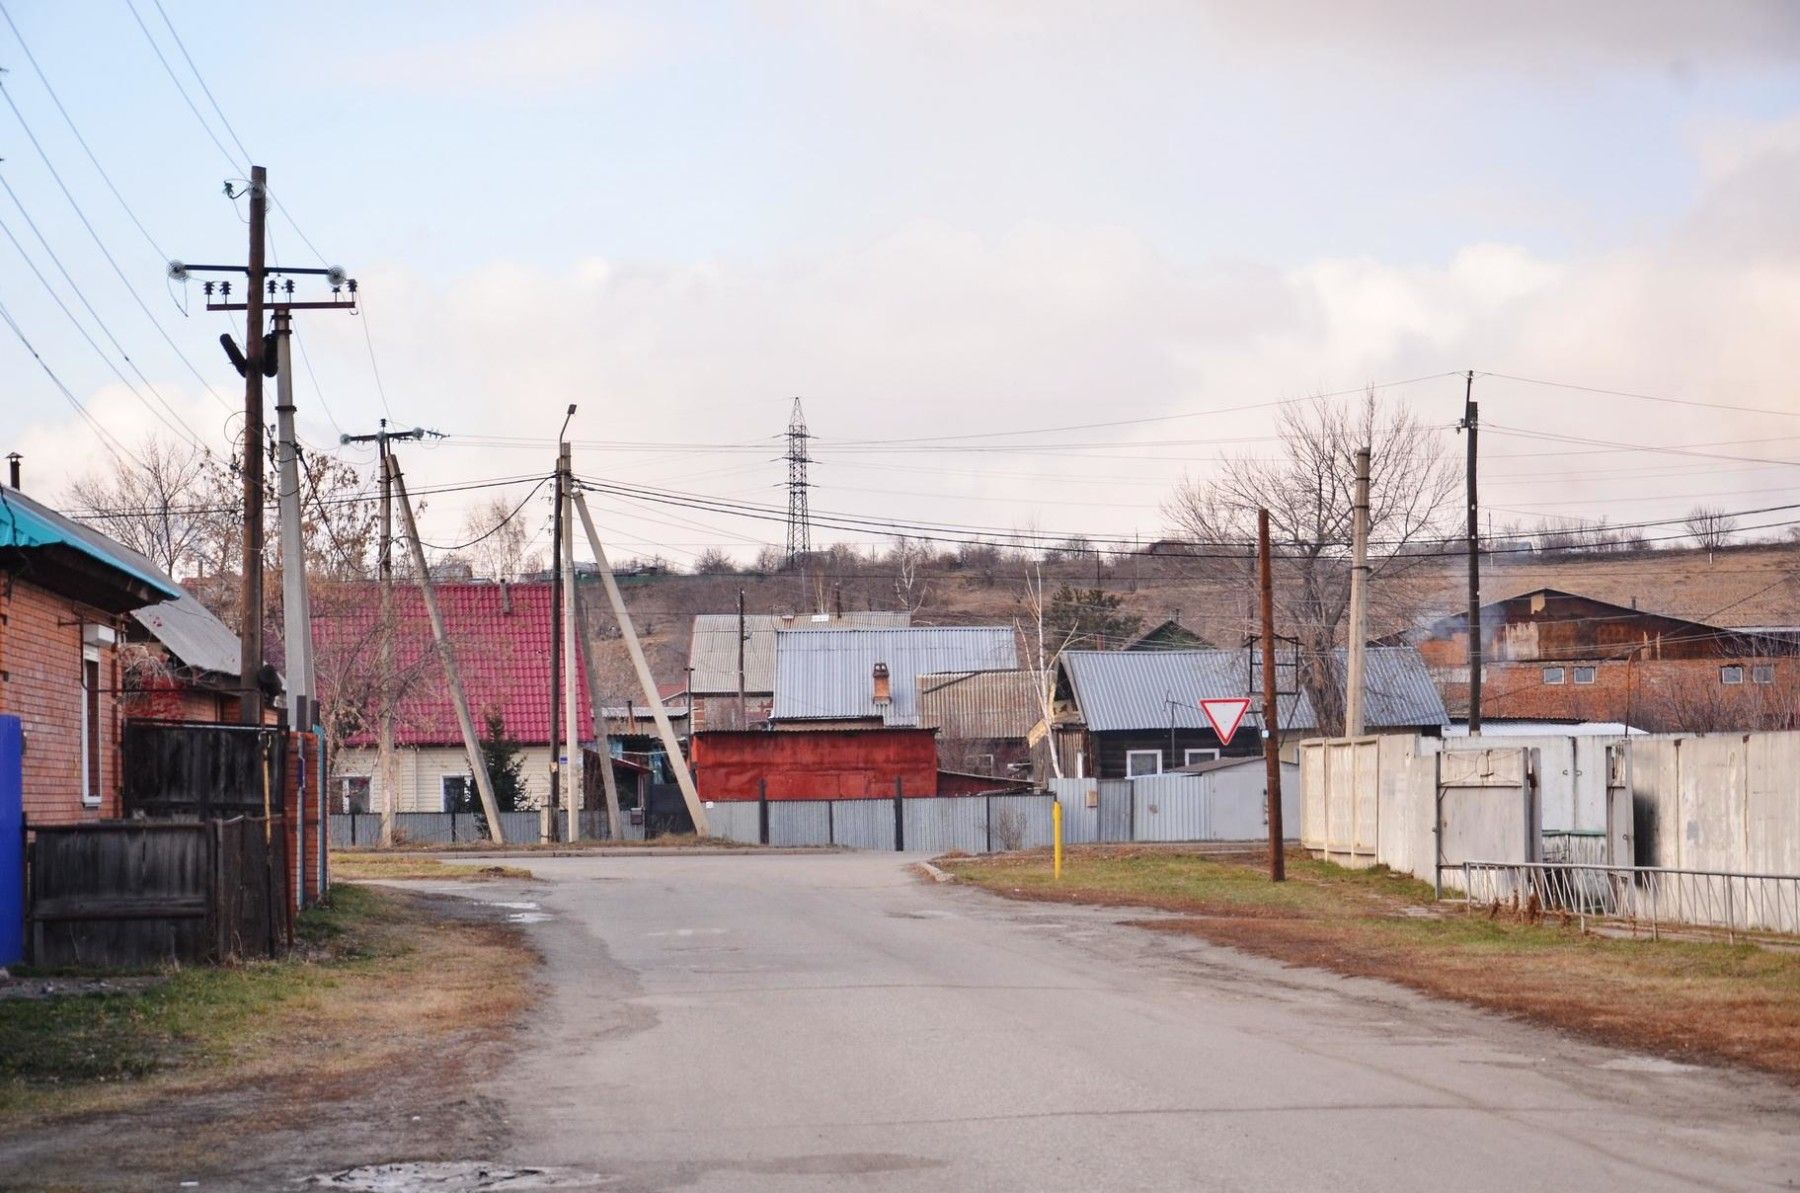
[465,852,1796,1192]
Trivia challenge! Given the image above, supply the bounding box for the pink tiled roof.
[315,582,591,748]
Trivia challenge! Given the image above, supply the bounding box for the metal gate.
[1097,779,1133,843]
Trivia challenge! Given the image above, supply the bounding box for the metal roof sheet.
[0,487,180,600]
[916,669,1045,739]
[132,590,241,677]
[1059,646,1444,733]
[688,611,911,695]
[772,627,1018,726]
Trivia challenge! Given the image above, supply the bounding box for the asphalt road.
[464,852,1797,1192]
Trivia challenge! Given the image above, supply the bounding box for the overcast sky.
[6,1,1800,565]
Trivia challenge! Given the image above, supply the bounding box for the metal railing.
[1458,860,1800,941]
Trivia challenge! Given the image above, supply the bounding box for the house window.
[341,776,372,814]
[972,753,996,774]
[442,775,471,812]
[1125,749,1162,777]
[1753,665,1775,685]
[1573,666,1596,685]
[1542,667,1565,684]
[1721,665,1744,685]
[80,650,101,805]
[1183,748,1220,766]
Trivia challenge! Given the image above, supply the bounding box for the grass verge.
[329,854,536,881]
[0,883,535,1126]
[944,847,1800,1080]
[339,832,753,854]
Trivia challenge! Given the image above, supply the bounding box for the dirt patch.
[947,849,1800,1082]
[0,885,538,1191]
[331,854,538,882]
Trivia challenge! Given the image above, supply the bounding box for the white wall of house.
[334,745,556,813]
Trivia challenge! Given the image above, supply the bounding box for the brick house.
[1398,588,1800,732]
[1,486,178,825]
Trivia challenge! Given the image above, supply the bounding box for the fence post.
[827,799,835,848]
[893,777,905,852]
[985,794,993,854]
[758,779,769,846]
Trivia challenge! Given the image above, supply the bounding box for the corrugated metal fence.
[1050,768,1300,846]
[702,793,1056,853]
[329,810,646,847]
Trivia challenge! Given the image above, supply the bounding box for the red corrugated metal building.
[692,728,942,800]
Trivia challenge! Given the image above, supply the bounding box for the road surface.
[455,851,1795,1191]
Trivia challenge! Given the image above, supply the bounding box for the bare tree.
[1017,565,1082,779]
[1161,392,1459,734]
[66,438,222,577]
[461,493,541,581]
[1684,506,1738,552]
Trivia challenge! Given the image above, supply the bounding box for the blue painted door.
[0,715,22,966]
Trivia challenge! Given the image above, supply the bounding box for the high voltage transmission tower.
[785,396,813,563]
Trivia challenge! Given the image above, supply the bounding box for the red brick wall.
[1443,658,1800,730]
[0,580,123,825]
[280,731,325,916]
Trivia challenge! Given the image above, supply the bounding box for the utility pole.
[340,421,427,846]
[1460,370,1482,734]
[1344,446,1371,737]
[546,406,576,842]
[736,588,747,728]
[388,452,506,843]
[238,167,267,724]
[572,490,710,836]
[271,310,314,730]
[572,581,623,838]
[1258,509,1285,882]
[560,443,582,841]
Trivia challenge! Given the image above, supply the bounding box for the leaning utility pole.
[1344,446,1372,738]
[388,452,506,843]
[1258,509,1285,883]
[340,421,427,846]
[572,582,623,839]
[571,490,710,836]
[1460,370,1482,734]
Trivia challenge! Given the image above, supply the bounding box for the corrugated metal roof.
[1059,645,1445,733]
[0,487,180,600]
[688,611,911,695]
[1357,646,1448,729]
[916,669,1045,739]
[1060,649,1313,733]
[132,591,241,677]
[772,627,1018,726]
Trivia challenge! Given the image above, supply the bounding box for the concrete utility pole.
[340,422,427,845]
[546,406,575,842]
[571,490,710,836]
[560,444,582,842]
[272,310,315,730]
[572,582,623,839]
[1461,370,1482,734]
[1344,446,1371,738]
[1258,509,1286,883]
[736,588,747,728]
[388,452,506,843]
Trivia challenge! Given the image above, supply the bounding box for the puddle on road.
[1597,1055,1701,1075]
[481,900,551,925]
[306,1162,612,1190]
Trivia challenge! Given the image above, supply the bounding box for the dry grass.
[342,832,755,855]
[0,884,536,1127]
[946,847,1800,1080]
[329,853,535,881]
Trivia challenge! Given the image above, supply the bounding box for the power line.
[123,0,241,172]
[0,295,139,466]
[1482,371,1800,420]
[148,0,252,164]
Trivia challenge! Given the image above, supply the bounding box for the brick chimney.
[872,662,891,706]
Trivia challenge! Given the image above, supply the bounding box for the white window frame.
[1542,666,1565,685]
[1125,749,1162,777]
[972,753,996,774]
[1720,665,1745,686]
[441,774,471,812]
[1753,664,1775,685]
[1573,666,1597,685]
[341,775,372,813]
[80,646,102,806]
[1183,748,1220,766]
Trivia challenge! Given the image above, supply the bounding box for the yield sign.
[1198,697,1252,746]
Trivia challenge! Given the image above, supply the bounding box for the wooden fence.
[29,817,289,968]
[121,720,287,819]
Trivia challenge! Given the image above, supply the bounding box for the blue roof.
[0,487,181,600]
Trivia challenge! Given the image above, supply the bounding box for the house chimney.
[500,580,512,614]
[872,661,892,705]
[6,453,19,489]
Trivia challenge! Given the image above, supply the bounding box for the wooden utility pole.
[572,582,623,839]
[571,490,710,836]
[1461,370,1482,734]
[238,166,267,724]
[560,444,582,841]
[388,453,506,843]
[340,422,426,845]
[1344,445,1371,737]
[1258,509,1286,882]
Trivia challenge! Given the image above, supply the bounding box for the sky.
[6,1,1800,568]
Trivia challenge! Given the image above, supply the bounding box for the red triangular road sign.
[1198,697,1252,746]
